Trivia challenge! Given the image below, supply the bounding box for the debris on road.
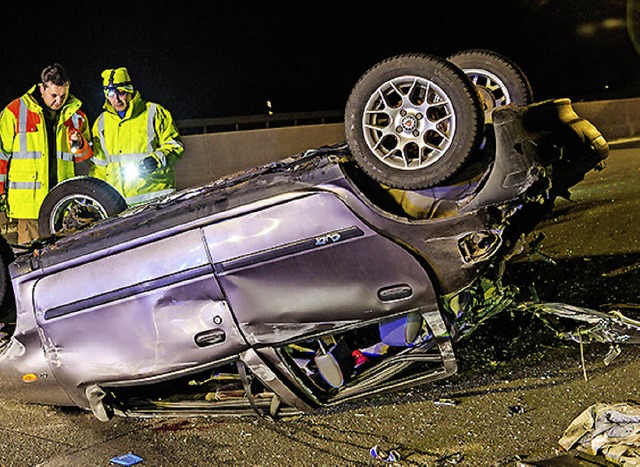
[602,262,640,278]
[517,302,640,346]
[433,398,459,407]
[370,445,401,463]
[508,404,527,415]
[559,402,640,466]
[109,453,144,466]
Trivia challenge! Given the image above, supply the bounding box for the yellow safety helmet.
[102,67,134,97]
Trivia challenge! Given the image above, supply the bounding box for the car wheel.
[38,177,127,238]
[345,53,485,189]
[0,235,15,322]
[447,49,533,122]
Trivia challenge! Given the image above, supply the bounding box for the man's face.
[107,89,132,113]
[39,82,69,110]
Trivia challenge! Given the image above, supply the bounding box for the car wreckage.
[0,51,638,422]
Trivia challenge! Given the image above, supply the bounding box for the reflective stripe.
[0,151,8,162]
[0,174,6,182]
[15,98,42,160]
[9,181,41,189]
[91,157,108,167]
[147,104,157,154]
[12,150,41,159]
[107,152,146,164]
[126,188,174,205]
[18,98,28,151]
[97,114,108,158]
[58,151,74,162]
[92,115,108,169]
[152,149,166,167]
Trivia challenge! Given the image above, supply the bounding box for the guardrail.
[176,110,344,135]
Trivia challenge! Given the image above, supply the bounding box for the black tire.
[38,177,127,238]
[345,53,485,189]
[447,49,533,122]
[0,235,15,322]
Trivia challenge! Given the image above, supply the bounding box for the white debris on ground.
[559,402,640,466]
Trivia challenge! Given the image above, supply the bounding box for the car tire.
[345,53,485,189]
[38,177,127,238]
[447,49,533,122]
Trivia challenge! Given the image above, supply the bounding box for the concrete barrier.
[176,122,345,189]
[573,97,640,142]
[173,97,639,189]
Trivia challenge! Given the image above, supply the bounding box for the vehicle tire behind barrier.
[38,177,127,238]
[447,49,533,122]
[345,53,485,189]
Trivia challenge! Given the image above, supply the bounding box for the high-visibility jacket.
[0,85,92,219]
[89,92,184,206]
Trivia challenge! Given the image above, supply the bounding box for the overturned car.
[0,52,633,421]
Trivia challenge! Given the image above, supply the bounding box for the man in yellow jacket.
[0,63,92,244]
[89,67,184,206]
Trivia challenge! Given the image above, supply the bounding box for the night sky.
[2,1,639,122]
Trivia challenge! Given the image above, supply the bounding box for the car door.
[203,191,438,345]
[33,229,248,401]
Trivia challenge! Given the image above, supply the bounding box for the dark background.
[2,1,639,122]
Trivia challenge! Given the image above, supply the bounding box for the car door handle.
[194,329,226,347]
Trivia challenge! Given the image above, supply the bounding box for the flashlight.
[124,164,140,181]
[69,130,85,154]
[104,87,129,98]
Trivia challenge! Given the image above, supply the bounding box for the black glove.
[138,155,160,176]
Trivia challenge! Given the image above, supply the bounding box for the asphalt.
[0,141,638,466]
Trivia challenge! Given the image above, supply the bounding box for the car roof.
[11,146,349,276]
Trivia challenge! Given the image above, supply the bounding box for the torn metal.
[517,302,640,346]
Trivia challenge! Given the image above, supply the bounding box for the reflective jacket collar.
[103,91,145,121]
[22,84,83,122]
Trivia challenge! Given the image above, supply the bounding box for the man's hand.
[138,155,160,176]
[68,129,85,153]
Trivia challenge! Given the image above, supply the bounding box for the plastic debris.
[370,445,401,463]
[436,451,464,464]
[508,404,527,415]
[433,398,458,406]
[109,453,144,466]
[559,402,640,465]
